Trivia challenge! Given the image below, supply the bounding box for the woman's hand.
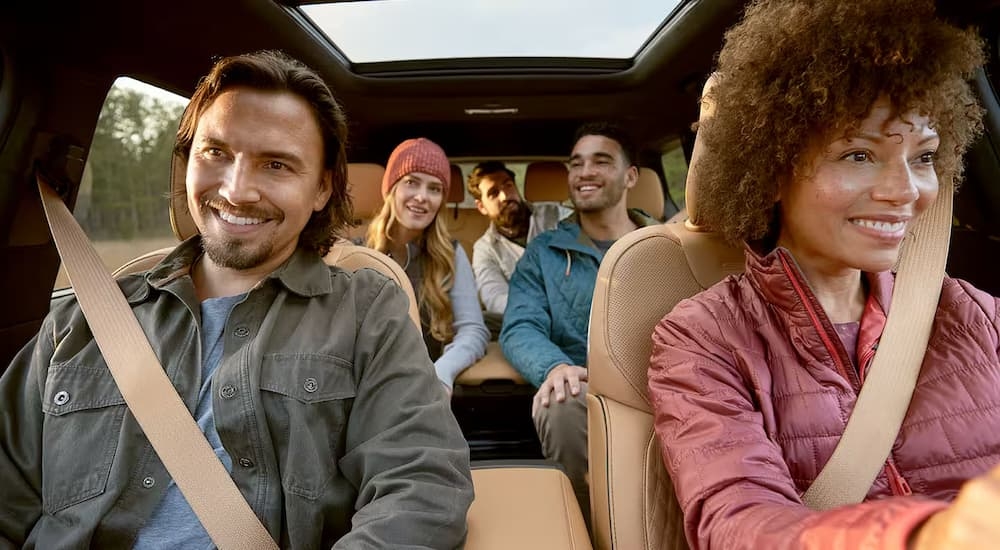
[910,464,1000,549]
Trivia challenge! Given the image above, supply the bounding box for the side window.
[660,139,688,213]
[54,78,188,289]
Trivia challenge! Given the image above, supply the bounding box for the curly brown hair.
[696,0,986,244]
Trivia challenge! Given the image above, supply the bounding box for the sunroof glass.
[300,0,682,64]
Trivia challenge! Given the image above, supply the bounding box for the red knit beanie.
[381,138,451,198]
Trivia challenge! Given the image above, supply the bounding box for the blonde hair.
[366,186,455,342]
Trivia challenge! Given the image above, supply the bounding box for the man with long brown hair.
[0,51,472,548]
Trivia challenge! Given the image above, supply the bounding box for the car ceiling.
[0,0,750,163]
[3,0,998,158]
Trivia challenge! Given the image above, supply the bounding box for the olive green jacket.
[0,237,473,549]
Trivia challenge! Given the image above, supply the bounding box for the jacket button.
[233,326,250,338]
[53,390,71,406]
[238,458,254,468]
[142,476,155,489]
[220,385,237,399]
[303,377,318,393]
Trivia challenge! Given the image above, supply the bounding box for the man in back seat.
[500,122,658,519]
[0,51,472,549]
[467,161,570,335]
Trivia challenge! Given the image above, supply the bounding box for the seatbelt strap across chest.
[802,178,952,509]
[36,173,278,549]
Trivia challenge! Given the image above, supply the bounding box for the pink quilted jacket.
[649,246,1000,550]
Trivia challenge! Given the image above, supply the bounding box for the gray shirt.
[133,292,245,549]
[472,202,572,315]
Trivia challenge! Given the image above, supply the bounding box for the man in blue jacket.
[500,122,657,519]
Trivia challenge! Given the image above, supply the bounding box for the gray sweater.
[404,242,489,388]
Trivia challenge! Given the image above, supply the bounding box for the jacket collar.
[743,244,894,320]
[548,208,659,257]
[144,236,333,299]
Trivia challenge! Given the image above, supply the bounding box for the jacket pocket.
[260,353,355,500]
[41,364,126,513]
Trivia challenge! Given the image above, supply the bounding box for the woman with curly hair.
[366,138,488,392]
[648,0,1000,548]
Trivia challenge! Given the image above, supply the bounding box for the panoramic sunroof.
[300,0,683,64]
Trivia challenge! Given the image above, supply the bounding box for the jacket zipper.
[778,253,856,388]
[885,459,912,496]
[858,342,877,384]
[779,254,908,498]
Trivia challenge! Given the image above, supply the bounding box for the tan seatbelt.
[36,173,278,550]
[802,178,953,510]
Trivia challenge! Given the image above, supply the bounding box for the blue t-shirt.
[133,293,245,549]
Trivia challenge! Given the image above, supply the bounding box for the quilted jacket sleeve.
[500,240,575,387]
[648,297,945,550]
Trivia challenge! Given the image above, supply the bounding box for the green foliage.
[660,145,688,210]
[79,85,185,240]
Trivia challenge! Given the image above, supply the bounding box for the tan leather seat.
[345,162,387,242]
[586,222,742,550]
[525,160,569,203]
[627,168,665,220]
[448,164,465,204]
[443,163,488,259]
[455,341,525,385]
[467,464,592,549]
[585,72,744,550]
[125,159,420,329]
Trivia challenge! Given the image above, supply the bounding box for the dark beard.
[201,233,274,270]
[495,201,530,239]
[198,199,280,270]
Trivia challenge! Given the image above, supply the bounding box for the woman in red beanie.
[366,138,489,393]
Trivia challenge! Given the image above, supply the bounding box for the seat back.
[344,162,388,242]
[586,72,748,549]
[113,240,421,330]
[586,222,743,550]
[442,163,489,259]
[627,168,665,220]
[524,160,569,203]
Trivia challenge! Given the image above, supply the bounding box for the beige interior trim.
[589,224,742,411]
[588,394,687,550]
[455,342,525,385]
[467,465,592,550]
[627,168,665,220]
[169,154,197,241]
[525,160,569,203]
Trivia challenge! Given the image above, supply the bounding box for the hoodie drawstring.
[565,250,572,277]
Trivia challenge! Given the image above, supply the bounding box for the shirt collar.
[145,236,332,298]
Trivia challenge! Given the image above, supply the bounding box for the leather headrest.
[448,164,465,204]
[169,154,196,241]
[348,163,387,220]
[524,161,568,203]
[685,73,719,228]
[588,223,744,410]
[627,168,665,220]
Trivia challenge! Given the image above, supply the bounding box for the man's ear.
[314,170,333,211]
[475,199,489,217]
[625,165,639,190]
